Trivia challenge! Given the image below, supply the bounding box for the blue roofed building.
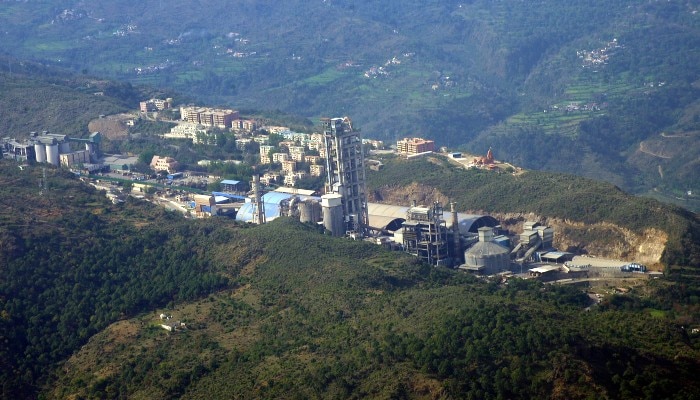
[235,192,294,223]
[220,179,245,194]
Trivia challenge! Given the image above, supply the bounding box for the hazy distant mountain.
[0,0,698,205]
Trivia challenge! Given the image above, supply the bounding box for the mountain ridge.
[0,1,698,201]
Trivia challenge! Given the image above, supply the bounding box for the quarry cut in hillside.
[87,114,131,140]
[369,183,667,268]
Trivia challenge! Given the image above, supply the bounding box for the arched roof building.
[235,192,295,223]
[366,203,498,234]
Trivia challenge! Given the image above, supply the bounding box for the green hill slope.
[48,219,700,399]
[0,161,699,399]
[0,59,134,138]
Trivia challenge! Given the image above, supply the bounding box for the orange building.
[397,137,435,155]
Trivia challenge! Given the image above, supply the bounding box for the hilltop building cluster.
[577,38,621,68]
[397,137,435,157]
[139,98,173,113]
[180,106,239,129]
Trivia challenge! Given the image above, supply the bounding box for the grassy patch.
[647,309,667,319]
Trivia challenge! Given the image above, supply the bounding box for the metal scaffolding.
[402,202,449,266]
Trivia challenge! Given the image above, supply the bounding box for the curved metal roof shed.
[366,202,498,233]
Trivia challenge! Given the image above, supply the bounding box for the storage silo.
[299,200,313,223]
[300,199,322,223]
[34,143,46,163]
[321,194,345,237]
[46,143,59,166]
[310,200,322,223]
[464,227,510,275]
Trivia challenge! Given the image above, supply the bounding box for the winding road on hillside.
[638,141,671,159]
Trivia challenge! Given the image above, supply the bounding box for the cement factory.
[227,116,650,279]
[1,131,102,169]
[3,120,648,280]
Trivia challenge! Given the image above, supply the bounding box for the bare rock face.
[492,213,667,269]
[369,182,449,206]
[87,114,131,140]
[370,184,668,270]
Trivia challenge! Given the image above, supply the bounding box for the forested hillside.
[0,57,145,137]
[0,162,699,399]
[0,1,697,202]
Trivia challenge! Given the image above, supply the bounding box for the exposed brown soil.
[87,113,133,140]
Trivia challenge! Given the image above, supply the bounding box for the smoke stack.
[451,202,461,263]
[253,174,265,224]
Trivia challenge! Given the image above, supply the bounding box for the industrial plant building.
[322,117,369,237]
[1,131,102,169]
[462,227,511,275]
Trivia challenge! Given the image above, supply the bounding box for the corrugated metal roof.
[529,265,560,274]
[465,241,509,256]
[273,187,317,196]
[221,179,240,185]
[211,192,246,201]
[235,202,282,222]
[540,251,572,259]
[570,256,628,268]
[366,203,498,233]
[262,192,293,204]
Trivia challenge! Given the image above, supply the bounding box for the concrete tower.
[322,117,369,237]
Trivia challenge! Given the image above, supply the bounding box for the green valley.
[0,1,697,203]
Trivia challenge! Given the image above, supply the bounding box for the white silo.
[46,143,59,166]
[321,194,345,237]
[34,143,46,163]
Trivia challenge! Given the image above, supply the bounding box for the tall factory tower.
[322,117,369,237]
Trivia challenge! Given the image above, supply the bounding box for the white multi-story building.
[310,164,326,177]
[288,146,306,161]
[284,171,307,187]
[305,155,322,165]
[150,155,179,173]
[163,123,211,143]
[259,145,274,164]
[260,172,281,185]
[235,137,253,150]
[281,160,297,175]
[272,153,290,163]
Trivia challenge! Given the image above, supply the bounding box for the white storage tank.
[46,144,59,166]
[299,200,322,223]
[34,143,46,163]
[321,194,345,237]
